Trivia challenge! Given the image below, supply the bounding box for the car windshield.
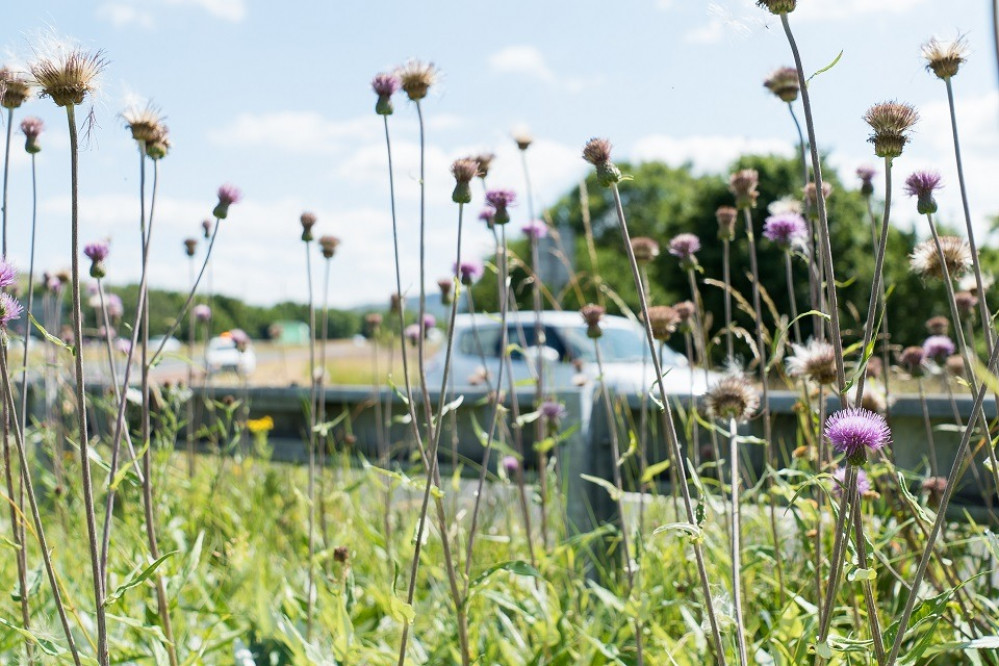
[558,325,647,363]
[209,338,237,351]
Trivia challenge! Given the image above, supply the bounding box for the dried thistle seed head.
[437,278,453,305]
[20,116,44,154]
[300,211,317,242]
[631,237,660,263]
[0,67,32,109]
[396,59,438,101]
[856,165,877,197]
[802,182,832,211]
[756,0,796,15]
[704,374,760,423]
[899,345,926,375]
[945,354,965,378]
[716,206,738,240]
[474,153,495,179]
[728,169,759,210]
[787,339,838,385]
[582,137,621,187]
[922,36,968,80]
[904,170,942,215]
[848,385,888,415]
[319,234,340,259]
[864,101,919,159]
[364,313,382,334]
[122,103,165,144]
[333,545,350,563]
[865,356,883,379]
[371,72,400,115]
[925,315,949,336]
[512,126,533,151]
[763,66,800,103]
[451,157,479,204]
[30,46,106,107]
[644,305,681,341]
[183,238,198,257]
[910,236,972,281]
[144,125,170,160]
[580,303,605,338]
[954,290,978,317]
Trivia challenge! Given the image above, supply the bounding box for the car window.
[558,325,674,364]
[458,326,501,358]
[506,324,568,361]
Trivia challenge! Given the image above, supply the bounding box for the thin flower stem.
[579,178,603,306]
[994,0,999,92]
[2,107,12,254]
[594,340,644,666]
[850,495,885,665]
[788,102,808,190]
[916,377,938,477]
[742,207,783,602]
[816,466,858,664]
[784,252,802,345]
[727,416,749,666]
[304,239,318,640]
[637,265,653,532]
[885,340,999,665]
[944,77,995,356]
[0,349,82,666]
[780,13,848,403]
[187,255,196,478]
[865,197,893,423]
[322,256,338,551]
[65,103,109,666]
[852,157,893,409]
[610,183,726,664]
[722,238,734,361]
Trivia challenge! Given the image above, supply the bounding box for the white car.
[427,310,715,395]
[205,332,257,376]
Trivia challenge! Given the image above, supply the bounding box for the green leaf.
[923,636,999,656]
[28,312,73,353]
[388,596,415,624]
[580,473,621,501]
[808,50,844,82]
[105,551,176,606]
[652,522,702,538]
[468,560,541,591]
[641,458,671,484]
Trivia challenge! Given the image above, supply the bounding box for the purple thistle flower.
[485,189,516,225]
[502,455,519,473]
[522,219,548,240]
[115,338,132,356]
[106,294,124,319]
[20,116,44,154]
[668,233,701,259]
[0,292,23,329]
[539,400,567,424]
[404,323,421,345]
[46,276,62,293]
[922,335,955,363]
[84,241,109,263]
[478,209,495,229]
[0,259,16,289]
[832,466,871,497]
[213,184,242,220]
[422,314,436,330]
[856,165,877,197]
[230,328,250,351]
[824,407,891,465]
[372,72,401,116]
[193,304,212,322]
[454,260,483,285]
[763,212,808,249]
[904,170,943,215]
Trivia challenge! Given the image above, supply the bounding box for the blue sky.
[2,0,996,308]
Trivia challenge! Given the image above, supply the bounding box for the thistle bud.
[485,190,516,225]
[580,303,604,339]
[183,238,198,257]
[319,235,340,259]
[300,211,318,242]
[716,206,738,241]
[582,137,622,188]
[728,170,759,210]
[83,241,110,279]
[20,117,44,155]
[371,73,400,116]
[213,184,241,220]
[451,158,478,204]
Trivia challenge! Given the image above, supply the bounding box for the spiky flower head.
[230,328,250,352]
[580,303,605,338]
[522,219,548,240]
[922,335,955,363]
[184,238,198,257]
[945,354,965,378]
[756,0,796,15]
[213,184,242,220]
[832,466,872,498]
[512,126,533,151]
[802,182,832,217]
[864,101,919,159]
[910,236,971,281]
[502,455,519,474]
[437,278,453,305]
[925,315,949,336]
[371,72,400,115]
[201,219,213,239]
[83,241,109,279]
[763,66,799,103]
[824,407,890,465]
[0,292,23,330]
[899,345,926,376]
[644,305,681,341]
[396,59,438,101]
[485,189,516,225]
[0,67,32,109]
[631,237,660,263]
[319,235,340,259]
[474,153,495,179]
[673,300,696,328]
[768,196,803,217]
[451,157,479,204]
[193,304,211,322]
[30,46,106,107]
[787,339,838,385]
[716,206,738,240]
[856,165,877,197]
[904,170,942,215]
[763,212,808,250]
[729,169,759,210]
[922,37,968,80]
[582,137,622,187]
[299,211,318,242]
[455,260,483,285]
[122,103,166,144]
[540,400,567,426]
[144,125,170,160]
[668,233,701,270]
[955,290,978,318]
[422,314,436,331]
[705,374,760,423]
[0,260,16,290]
[20,116,44,154]
[404,323,421,345]
[478,208,495,230]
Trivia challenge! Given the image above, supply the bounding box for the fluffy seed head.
[512,126,533,151]
[763,212,808,249]
[396,60,438,101]
[763,66,799,103]
[848,385,888,415]
[319,235,340,259]
[925,315,949,336]
[787,339,838,385]
[729,169,759,210]
[910,236,972,281]
[802,182,832,212]
[922,335,955,362]
[0,292,23,329]
[644,305,681,341]
[631,237,660,263]
[705,374,760,422]
[864,101,919,158]
[824,407,891,465]
[756,0,796,14]
[30,47,106,107]
[474,153,495,179]
[0,68,32,109]
[122,103,166,144]
[716,206,738,240]
[922,37,967,80]
[904,170,943,215]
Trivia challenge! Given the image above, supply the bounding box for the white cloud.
[97,0,246,27]
[97,3,155,28]
[794,0,926,22]
[488,45,555,82]
[630,134,793,173]
[164,0,246,22]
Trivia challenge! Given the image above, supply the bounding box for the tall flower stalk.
[583,138,727,663]
[857,166,893,413]
[299,211,319,639]
[320,234,341,551]
[184,237,198,477]
[716,207,737,361]
[631,236,661,529]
